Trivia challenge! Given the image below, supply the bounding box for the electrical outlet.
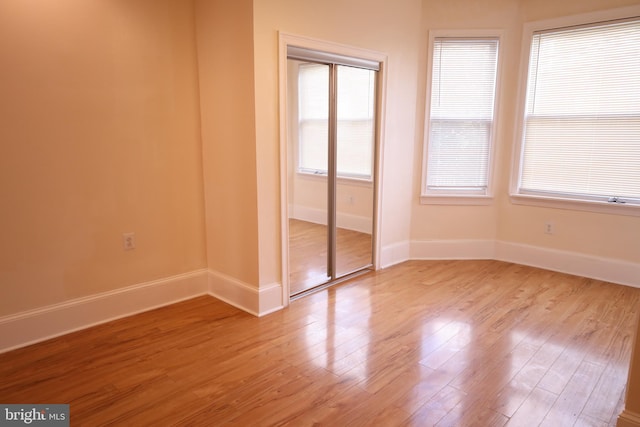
[544,222,555,235]
[123,232,135,250]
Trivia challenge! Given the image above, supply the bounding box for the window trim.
[295,170,374,188]
[420,29,503,205]
[297,169,374,183]
[510,5,640,217]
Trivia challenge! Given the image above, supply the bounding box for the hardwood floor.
[288,219,372,295]
[1,260,639,426]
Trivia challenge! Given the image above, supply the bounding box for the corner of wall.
[207,269,283,317]
[380,240,411,268]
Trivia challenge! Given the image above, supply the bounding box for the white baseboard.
[0,268,285,354]
[290,205,372,234]
[401,238,639,288]
[617,410,640,427]
[0,270,209,354]
[411,239,495,260]
[207,270,283,317]
[380,240,411,268]
[496,241,640,288]
[2,240,636,354]
[258,283,285,316]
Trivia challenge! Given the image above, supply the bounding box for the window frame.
[421,29,504,205]
[295,62,376,183]
[510,5,640,217]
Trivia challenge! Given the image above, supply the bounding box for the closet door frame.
[278,32,387,305]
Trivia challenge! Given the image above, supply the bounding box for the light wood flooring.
[1,260,639,426]
[288,219,372,294]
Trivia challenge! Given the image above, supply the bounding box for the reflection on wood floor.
[288,219,372,295]
[1,261,639,426]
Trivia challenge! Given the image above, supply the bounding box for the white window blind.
[425,38,499,194]
[298,63,329,175]
[297,63,375,180]
[336,66,375,179]
[519,18,640,205]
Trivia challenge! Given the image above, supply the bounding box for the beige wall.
[195,0,260,286]
[1,0,638,321]
[412,0,640,264]
[519,0,640,21]
[0,0,206,317]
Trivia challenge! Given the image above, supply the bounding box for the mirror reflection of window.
[298,64,375,181]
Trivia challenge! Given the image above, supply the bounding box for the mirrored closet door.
[286,47,378,297]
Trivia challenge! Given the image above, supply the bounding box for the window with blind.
[515,17,640,208]
[297,63,375,180]
[422,36,500,200]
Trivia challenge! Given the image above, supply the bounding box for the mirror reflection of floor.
[288,219,372,295]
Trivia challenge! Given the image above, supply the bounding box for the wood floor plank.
[0,260,638,426]
[539,359,605,427]
[288,219,373,294]
[491,339,565,418]
[507,386,558,427]
[408,385,467,426]
[581,361,629,424]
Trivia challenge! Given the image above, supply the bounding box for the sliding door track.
[289,266,373,301]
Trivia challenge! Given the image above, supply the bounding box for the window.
[297,63,329,175]
[422,34,500,202]
[297,63,376,181]
[514,15,640,211]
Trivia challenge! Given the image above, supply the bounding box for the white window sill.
[420,195,493,205]
[510,193,640,217]
[296,171,373,187]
